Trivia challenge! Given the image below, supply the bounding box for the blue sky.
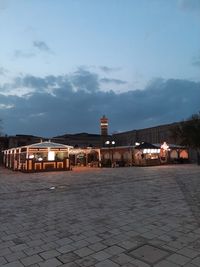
[0,0,200,136]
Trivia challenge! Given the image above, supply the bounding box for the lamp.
[105,140,116,167]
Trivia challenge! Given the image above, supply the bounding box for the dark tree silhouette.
[171,112,200,164]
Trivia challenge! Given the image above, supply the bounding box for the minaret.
[100,115,108,136]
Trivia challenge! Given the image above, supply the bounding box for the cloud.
[0,70,200,137]
[192,55,200,67]
[70,68,99,93]
[0,67,8,75]
[178,0,200,12]
[0,103,14,109]
[99,66,121,73]
[33,41,52,53]
[30,112,45,118]
[13,50,35,59]
[100,78,127,85]
[0,0,7,10]
[12,41,53,60]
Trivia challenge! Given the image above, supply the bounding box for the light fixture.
[161,142,169,151]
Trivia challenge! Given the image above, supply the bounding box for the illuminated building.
[3,141,72,172]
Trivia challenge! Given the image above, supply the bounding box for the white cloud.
[0,86,35,97]
[0,103,14,109]
[30,112,45,118]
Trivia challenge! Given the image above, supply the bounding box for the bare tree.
[171,112,200,164]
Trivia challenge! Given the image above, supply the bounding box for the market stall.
[3,141,72,172]
[133,142,161,166]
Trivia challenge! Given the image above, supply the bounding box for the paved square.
[0,164,200,266]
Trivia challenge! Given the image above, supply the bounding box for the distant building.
[113,122,179,146]
[52,133,102,148]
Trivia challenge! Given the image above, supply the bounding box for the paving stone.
[74,247,94,257]
[183,263,198,267]
[24,247,44,256]
[57,252,80,263]
[88,242,107,252]
[56,244,74,253]
[128,244,170,264]
[10,243,28,252]
[111,253,135,265]
[0,248,11,257]
[55,237,73,246]
[154,259,181,267]
[85,235,102,244]
[75,255,98,266]
[95,259,120,267]
[39,249,60,260]
[71,239,90,249]
[61,263,79,267]
[177,247,200,258]
[0,241,15,249]
[0,256,7,265]
[27,239,44,247]
[166,253,190,265]
[191,256,200,266]
[91,250,111,261]
[2,261,24,267]
[5,251,26,262]
[103,245,125,255]
[41,242,59,250]
[20,254,43,266]
[118,240,139,250]
[38,258,62,267]
[129,258,150,267]
[121,264,138,267]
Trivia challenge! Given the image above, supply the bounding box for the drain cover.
[127,244,170,264]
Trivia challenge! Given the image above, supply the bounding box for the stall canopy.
[28,141,73,149]
[134,142,159,149]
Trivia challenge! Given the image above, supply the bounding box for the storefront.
[3,141,72,172]
[133,142,161,166]
[168,144,189,163]
[100,146,134,167]
[69,147,101,167]
[133,142,189,166]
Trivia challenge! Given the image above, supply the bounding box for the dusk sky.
[0,0,200,137]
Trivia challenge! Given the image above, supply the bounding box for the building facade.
[113,122,179,146]
[1,118,195,166]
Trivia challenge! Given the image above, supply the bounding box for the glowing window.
[170,150,178,159]
[48,151,55,161]
[180,150,188,159]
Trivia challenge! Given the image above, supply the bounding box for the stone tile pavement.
[0,164,200,266]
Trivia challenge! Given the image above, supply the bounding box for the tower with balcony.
[100,115,108,136]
